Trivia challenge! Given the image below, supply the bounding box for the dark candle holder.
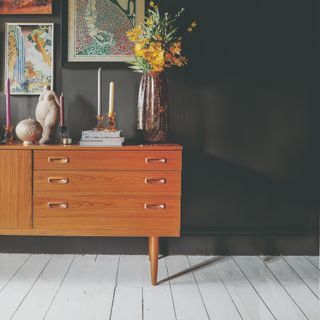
[57,125,68,144]
[94,114,105,131]
[3,124,14,144]
[105,113,117,132]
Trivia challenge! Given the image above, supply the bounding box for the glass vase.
[137,72,168,143]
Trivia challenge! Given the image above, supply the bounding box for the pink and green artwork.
[5,23,54,95]
[68,0,145,62]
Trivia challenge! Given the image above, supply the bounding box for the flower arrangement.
[127,1,196,73]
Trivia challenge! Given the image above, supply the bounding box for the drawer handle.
[48,177,69,184]
[144,203,166,210]
[48,157,69,164]
[144,178,166,185]
[145,157,167,164]
[48,202,68,209]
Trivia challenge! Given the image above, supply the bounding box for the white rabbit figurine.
[36,85,60,144]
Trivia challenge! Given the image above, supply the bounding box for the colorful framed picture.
[62,0,145,67]
[5,23,54,95]
[0,0,52,15]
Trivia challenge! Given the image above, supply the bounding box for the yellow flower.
[134,42,146,57]
[127,26,142,41]
[150,1,158,9]
[146,17,153,26]
[187,27,193,32]
[191,21,197,28]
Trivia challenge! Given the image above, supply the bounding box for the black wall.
[0,0,318,255]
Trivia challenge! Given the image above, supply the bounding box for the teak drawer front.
[34,150,182,171]
[33,195,180,233]
[34,171,181,195]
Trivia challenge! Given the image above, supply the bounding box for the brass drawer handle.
[48,157,69,164]
[144,178,166,185]
[48,202,68,209]
[145,157,167,164]
[48,177,69,184]
[144,203,166,210]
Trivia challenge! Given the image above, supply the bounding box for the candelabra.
[94,114,105,131]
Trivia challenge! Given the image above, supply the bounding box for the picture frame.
[0,0,53,15]
[61,0,145,68]
[5,23,54,95]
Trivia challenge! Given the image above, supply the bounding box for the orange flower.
[169,42,182,55]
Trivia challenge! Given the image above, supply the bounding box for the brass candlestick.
[94,114,105,131]
[3,124,14,144]
[105,113,117,132]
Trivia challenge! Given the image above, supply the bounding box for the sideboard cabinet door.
[0,150,32,229]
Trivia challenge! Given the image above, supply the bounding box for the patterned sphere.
[16,118,43,145]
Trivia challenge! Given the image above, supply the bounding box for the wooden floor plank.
[111,286,142,320]
[235,256,307,320]
[283,256,320,298]
[12,255,74,320]
[188,256,242,320]
[215,257,275,320]
[165,255,209,320]
[262,256,320,320]
[45,255,119,320]
[305,256,320,270]
[0,254,30,292]
[144,257,176,320]
[0,254,51,320]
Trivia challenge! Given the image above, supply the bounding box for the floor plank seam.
[0,254,31,294]
[304,256,320,271]
[231,257,277,320]
[42,255,76,320]
[214,259,244,320]
[186,256,211,320]
[259,256,310,320]
[141,286,144,320]
[282,257,320,300]
[10,255,53,320]
[108,255,121,320]
[164,256,178,320]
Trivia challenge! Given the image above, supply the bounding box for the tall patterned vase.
[137,72,169,143]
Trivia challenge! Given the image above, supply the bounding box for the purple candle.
[59,92,64,126]
[5,78,11,126]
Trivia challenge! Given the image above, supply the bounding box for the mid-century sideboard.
[0,144,182,285]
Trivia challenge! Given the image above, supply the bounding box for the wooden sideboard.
[0,144,182,285]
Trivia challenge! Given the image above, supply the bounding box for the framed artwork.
[5,23,54,95]
[62,0,145,67]
[0,0,52,15]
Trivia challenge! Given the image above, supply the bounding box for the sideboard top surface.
[0,143,183,151]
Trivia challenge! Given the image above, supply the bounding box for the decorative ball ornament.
[16,118,43,145]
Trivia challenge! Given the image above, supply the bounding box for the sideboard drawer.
[34,171,181,195]
[33,195,180,233]
[34,150,182,171]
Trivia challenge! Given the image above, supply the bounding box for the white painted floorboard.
[45,255,118,320]
[262,256,320,320]
[0,254,319,320]
[234,256,307,320]
[305,256,320,270]
[283,256,320,299]
[188,256,242,320]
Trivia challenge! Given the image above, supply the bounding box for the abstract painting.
[0,0,52,15]
[5,23,54,95]
[67,0,145,63]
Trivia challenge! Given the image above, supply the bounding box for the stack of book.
[80,130,124,146]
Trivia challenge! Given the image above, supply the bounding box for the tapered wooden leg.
[149,237,159,286]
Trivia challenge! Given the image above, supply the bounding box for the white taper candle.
[108,81,115,115]
[98,68,102,115]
